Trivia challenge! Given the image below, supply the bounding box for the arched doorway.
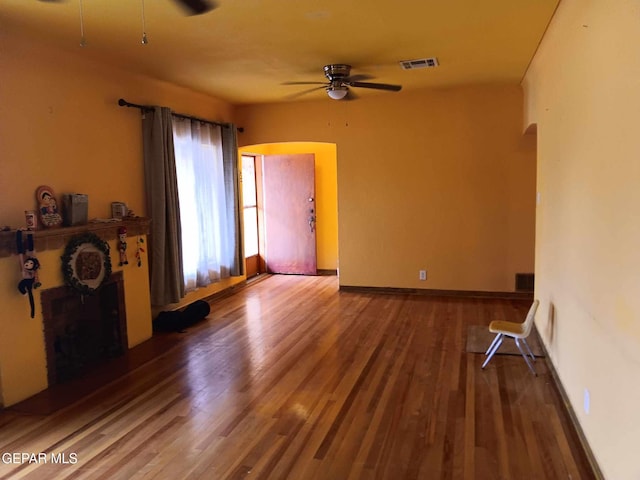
[239,142,339,278]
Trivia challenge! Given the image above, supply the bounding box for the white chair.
[481,299,539,375]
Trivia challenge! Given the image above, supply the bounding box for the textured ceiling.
[0,0,559,105]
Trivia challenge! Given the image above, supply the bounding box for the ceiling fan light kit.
[327,86,348,100]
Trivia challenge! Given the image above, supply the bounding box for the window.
[142,106,242,305]
[172,118,237,290]
[242,155,259,258]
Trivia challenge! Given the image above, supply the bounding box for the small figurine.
[135,237,145,267]
[16,230,41,318]
[19,256,41,291]
[35,185,63,228]
[118,226,129,266]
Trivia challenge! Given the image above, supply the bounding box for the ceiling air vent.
[399,57,439,70]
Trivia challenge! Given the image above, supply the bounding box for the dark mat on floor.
[466,325,545,357]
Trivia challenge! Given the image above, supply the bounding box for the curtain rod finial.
[118,98,128,107]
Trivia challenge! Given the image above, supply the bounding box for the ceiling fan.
[37,0,218,16]
[284,64,402,101]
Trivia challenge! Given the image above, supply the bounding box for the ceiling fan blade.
[344,74,375,83]
[284,86,327,100]
[282,81,327,86]
[348,81,402,92]
[173,0,218,15]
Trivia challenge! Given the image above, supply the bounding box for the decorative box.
[62,194,89,226]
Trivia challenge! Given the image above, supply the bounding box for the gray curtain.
[142,107,185,305]
[222,125,244,276]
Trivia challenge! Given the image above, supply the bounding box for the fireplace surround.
[0,218,152,407]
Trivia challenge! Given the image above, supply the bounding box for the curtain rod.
[117,98,237,130]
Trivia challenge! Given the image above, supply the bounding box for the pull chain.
[79,0,87,47]
[141,0,149,45]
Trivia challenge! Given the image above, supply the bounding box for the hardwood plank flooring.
[0,275,594,479]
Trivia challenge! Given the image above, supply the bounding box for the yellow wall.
[523,1,640,478]
[0,28,233,229]
[236,86,536,291]
[0,26,238,405]
[239,143,339,271]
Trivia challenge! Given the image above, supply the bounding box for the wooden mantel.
[0,217,151,258]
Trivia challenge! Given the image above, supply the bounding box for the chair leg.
[515,338,537,376]
[485,332,503,356]
[521,337,536,362]
[486,333,503,358]
[482,334,503,369]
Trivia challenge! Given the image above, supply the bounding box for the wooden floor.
[0,275,594,480]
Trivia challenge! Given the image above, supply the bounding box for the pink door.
[262,154,317,275]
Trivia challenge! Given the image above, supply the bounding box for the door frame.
[241,154,264,278]
[239,142,339,279]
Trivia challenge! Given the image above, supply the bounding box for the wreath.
[61,233,112,295]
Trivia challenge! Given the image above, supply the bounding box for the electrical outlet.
[419,270,427,281]
[584,388,590,415]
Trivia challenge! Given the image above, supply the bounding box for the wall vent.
[399,57,439,70]
[515,273,535,292]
